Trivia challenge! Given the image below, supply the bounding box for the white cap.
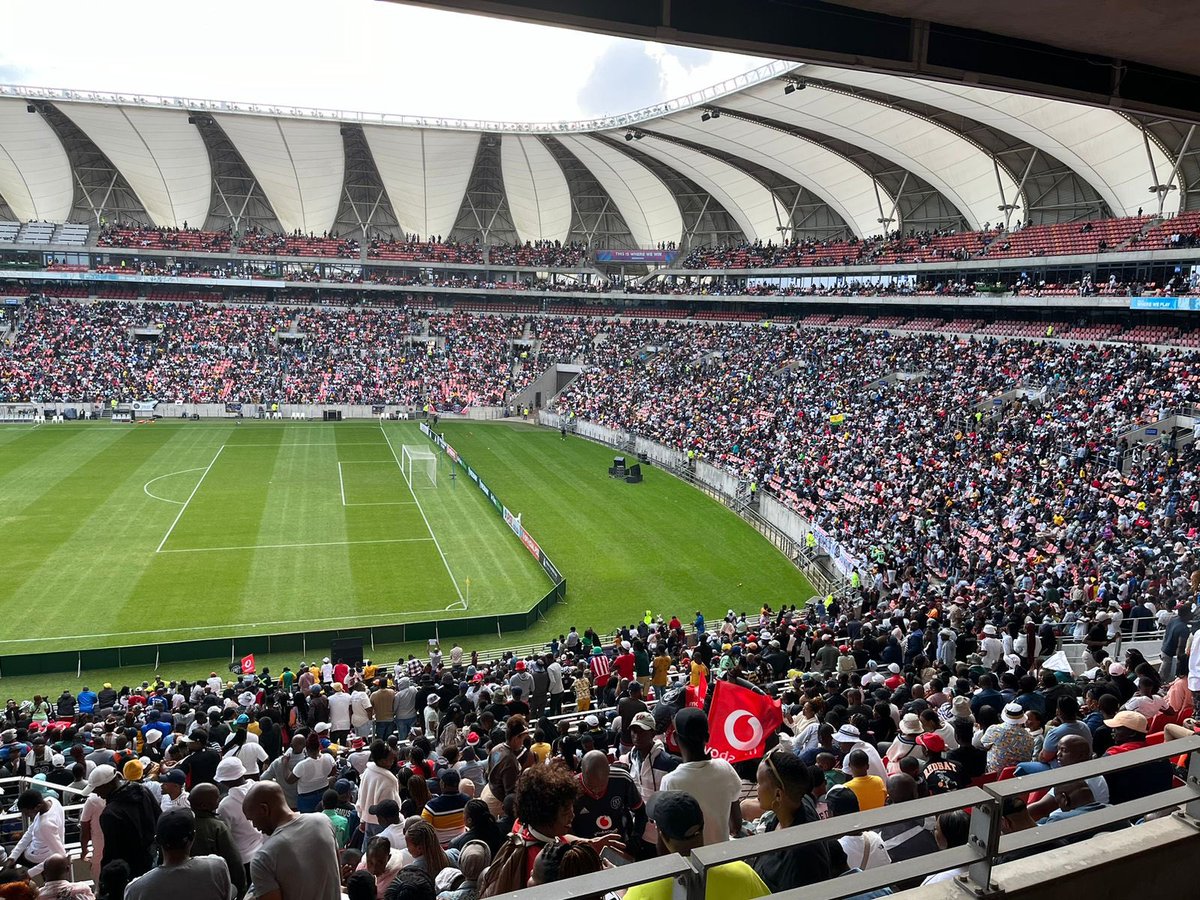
[83,764,118,794]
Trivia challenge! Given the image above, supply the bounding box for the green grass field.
[0,418,813,697]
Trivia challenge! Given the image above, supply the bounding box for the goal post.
[401,445,438,488]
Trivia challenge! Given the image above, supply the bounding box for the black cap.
[646,791,703,841]
[156,809,197,847]
[369,799,400,819]
[824,785,860,817]
[673,707,709,744]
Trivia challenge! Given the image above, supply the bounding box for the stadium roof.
[0,62,1191,246]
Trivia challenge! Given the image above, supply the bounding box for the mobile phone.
[602,847,632,867]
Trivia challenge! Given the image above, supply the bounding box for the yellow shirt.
[531,742,552,764]
[651,655,671,686]
[363,664,378,680]
[845,774,887,811]
[625,862,768,900]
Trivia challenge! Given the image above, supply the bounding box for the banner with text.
[595,249,677,264]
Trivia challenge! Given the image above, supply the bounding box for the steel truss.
[33,103,150,227]
[449,135,518,246]
[188,114,282,234]
[334,125,400,240]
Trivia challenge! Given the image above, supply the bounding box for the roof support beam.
[1157,125,1195,215]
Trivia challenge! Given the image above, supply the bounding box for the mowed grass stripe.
[2,425,226,642]
[386,423,548,612]
[436,422,815,633]
[235,441,356,628]
[0,426,171,591]
[343,424,462,616]
[117,431,276,647]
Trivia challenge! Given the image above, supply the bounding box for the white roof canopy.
[809,67,1178,218]
[650,113,887,238]
[364,127,479,240]
[215,114,344,234]
[0,67,1186,243]
[616,132,786,242]
[0,98,73,222]
[555,134,682,247]
[57,103,211,228]
[500,135,571,244]
[724,80,1022,229]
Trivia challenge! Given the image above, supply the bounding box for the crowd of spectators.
[554,321,1200,591]
[0,301,534,409]
[486,242,589,269]
[1,302,1200,897]
[1,590,1198,900]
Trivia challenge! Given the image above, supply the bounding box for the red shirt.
[333,663,350,685]
[613,653,635,682]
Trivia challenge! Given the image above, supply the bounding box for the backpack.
[479,830,543,897]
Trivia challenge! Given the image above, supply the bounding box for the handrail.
[499,733,1200,900]
[488,851,693,900]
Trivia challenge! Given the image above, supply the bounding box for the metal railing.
[494,733,1200,900]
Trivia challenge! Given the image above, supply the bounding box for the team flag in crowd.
[706,680,782,763]
[240,654,256,675]
[829,412,845,425]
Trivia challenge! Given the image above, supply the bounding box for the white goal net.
[401,445,438,488]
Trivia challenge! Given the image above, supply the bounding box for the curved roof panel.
[214,114,344,234]
[363,127,479,240]
[56,103,210,228]
[725,80,1020,229]
[614,132,783,241]
[500,135,571,244]
[555,134,682,248]
[812,67,1176,218]
[0,98,73,222]
[650,112,885,238]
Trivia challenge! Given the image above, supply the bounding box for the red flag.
[706,680,782,764]
[240,654,256,675]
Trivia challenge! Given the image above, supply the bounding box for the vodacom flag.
[706,680,782,764]
[240,654,256,675]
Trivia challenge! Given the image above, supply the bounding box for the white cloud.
[0,0,769,122]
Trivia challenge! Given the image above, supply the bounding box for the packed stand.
[1,590,1198,899]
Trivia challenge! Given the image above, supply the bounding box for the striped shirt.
[422,792,469,846]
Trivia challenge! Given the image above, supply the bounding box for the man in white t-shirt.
[215,757,263,868]
[979,624,1004,669]
[659,708,742,846]
[349,685,374,739]
[327,685,354,744]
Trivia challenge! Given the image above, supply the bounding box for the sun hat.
[1001,703,1027,724]
[899,713,922,735]
[215,757,246,782]
[835,725,861,743]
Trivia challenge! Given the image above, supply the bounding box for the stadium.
[0,1,1199,898]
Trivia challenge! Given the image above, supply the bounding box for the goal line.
[400,444,438,488]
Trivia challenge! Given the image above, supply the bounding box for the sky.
[0,0,771,122]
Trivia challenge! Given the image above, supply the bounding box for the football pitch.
[0,418,815,685]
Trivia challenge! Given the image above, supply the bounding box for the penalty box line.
[379,422,466,605]
[159,537,435,554]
